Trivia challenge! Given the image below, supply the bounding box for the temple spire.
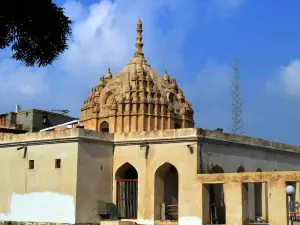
[134,19,144,59]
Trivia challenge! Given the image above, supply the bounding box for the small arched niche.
[168,92,176,104]
[237,166,245,173]
[212,165,225,173]
[100,121,109,133]
[174,121,181,129]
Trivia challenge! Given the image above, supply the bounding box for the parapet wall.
[0,128,114,145]
[0,127,299,152]
[202,129,300,152]
[114,128,300,152]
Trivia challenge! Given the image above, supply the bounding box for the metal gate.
[116,178,138,219]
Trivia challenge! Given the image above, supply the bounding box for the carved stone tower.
[80,19,194,133]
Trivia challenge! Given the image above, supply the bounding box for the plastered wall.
[113,141,202,225]
[0,142,78,223]
[75,140,114,223]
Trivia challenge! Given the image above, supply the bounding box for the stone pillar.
[138,103,146,131]
[123,103,131,133]
[108,114,116,133]
[261,183,268,221]
[160,105,166,130]
[131,104,138,132]
[116,103,124,133]
[248,183,255,221]
[296,182,300,202]
[268,179,287,225]
[201,184,210,225]
[167,111,172,129]
[137,161,148,224]
[224,182,244,225]
[178,177,202,225]
[154,104,160,130]
[147,103,154,131]
[242,183,249,225]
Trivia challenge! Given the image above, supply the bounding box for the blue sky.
[1,0,300,145]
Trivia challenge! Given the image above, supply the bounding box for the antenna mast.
[231,60,244,135]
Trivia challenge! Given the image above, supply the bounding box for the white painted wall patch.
[0,192,75,224]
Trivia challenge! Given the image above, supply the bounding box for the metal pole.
[288,195,292,225]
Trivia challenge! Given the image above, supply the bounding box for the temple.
[0,20,300,225]
[80,19,194,133]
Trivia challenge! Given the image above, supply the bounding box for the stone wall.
[0,110,78,132]
[15,111,34,131]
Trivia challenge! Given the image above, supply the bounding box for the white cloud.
[280,60,300,97]
[59,0,200,83]
[0,59,49,101]
[266,59,300,98]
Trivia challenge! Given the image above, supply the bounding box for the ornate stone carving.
[80,19,194,132]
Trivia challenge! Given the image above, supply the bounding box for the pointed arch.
[212,165,225,173]
[237,165,245,173]
[154,162,179,221]
[115,162,138,180]
[100,121,109,133]
[115,162,138,219]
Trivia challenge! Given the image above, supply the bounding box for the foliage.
[0,1,72,67]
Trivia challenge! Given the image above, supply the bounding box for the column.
[296,182,300,202]
[248,183,255,221]
[224,182,244,225]
[242,183,249,225]
[201,184,210,225]
[261,183,268,221]
[268,179,287,225]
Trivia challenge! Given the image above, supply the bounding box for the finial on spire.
[134,19,144,59]
[106,67,112,79]
[164,70,170,81]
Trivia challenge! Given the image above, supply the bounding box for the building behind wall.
[0,109,78,133]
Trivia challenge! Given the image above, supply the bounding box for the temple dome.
[80,19,194,133]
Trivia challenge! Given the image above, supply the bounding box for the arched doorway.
[100,121,109,132]
[154,163,178,221]
[115,163,138,219]
[211,165,226,224]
